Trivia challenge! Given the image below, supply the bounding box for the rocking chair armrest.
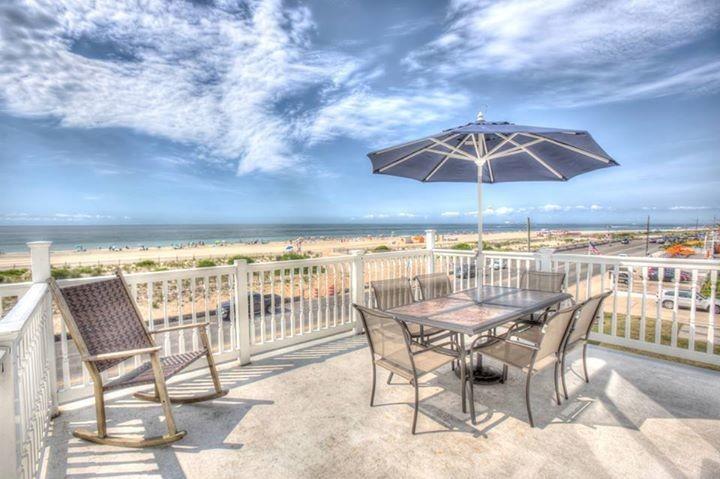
[84,346,162,362]
[149,322,210,334]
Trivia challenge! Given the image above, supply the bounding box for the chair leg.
[582,343,590,383]
[149,352,179,437]
[525,371,535,428]
[412,380,419,435]
[93,382,107,439]
[561,353,569,400]
[370,363,377,407]
[501,364,508,384]
[553,360,561,406]
[74,359,187,447]
[467,368,476,425]
[386,372,394,385]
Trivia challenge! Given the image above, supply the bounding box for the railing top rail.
[552,253,720,269]
[0,283,47,340]
[247,254,355,271]
[364,250,430,259]
[432,249,535,258]
[0,281,32,296]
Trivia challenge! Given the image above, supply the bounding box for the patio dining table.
[387,284,572,424]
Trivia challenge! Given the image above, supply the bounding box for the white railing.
[0,234,718,477]
[0,283,57,479]
[550,253,719,366]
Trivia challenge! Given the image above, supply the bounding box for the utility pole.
[526,217,531,252]
[645,215,650,256]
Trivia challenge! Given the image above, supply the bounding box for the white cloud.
[441,211,461,217]
[669,206,711,210]
[541,204,562,212]
[1,0,464,175]
[306,87,467,145]
[590,204,603,211]
[407,0,720,105]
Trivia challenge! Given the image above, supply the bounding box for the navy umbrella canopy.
[367,117,618,255]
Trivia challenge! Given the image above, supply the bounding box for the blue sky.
[0,0,719,225]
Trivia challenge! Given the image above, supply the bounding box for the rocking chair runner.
[49,271,228,447]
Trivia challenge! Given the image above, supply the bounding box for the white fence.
[0,283,57,479]
[0,237,718,477]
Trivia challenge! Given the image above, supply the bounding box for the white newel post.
[537,247,555,272]
[234,260,251,365]
[350,250,365,334]
[28,241,59,416]
[425,229,436,274]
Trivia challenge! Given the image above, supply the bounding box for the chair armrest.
[412,343,457,358]
[149,322,210,334]
[84,346,162,362]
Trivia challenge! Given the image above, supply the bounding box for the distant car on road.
[647,267,690,282]
[221,293,283,321]
[658,290,719,313]
[454,263,476,279]
[620,238,630,245]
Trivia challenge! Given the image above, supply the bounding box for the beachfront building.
[0,233,718,478]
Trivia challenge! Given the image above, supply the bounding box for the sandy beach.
[0,228,642,269]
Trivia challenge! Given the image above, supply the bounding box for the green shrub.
[0,268,29,283]
[276,253,309,261]
[371,245,391,252]
[135,260,157,268]
[50,267,74,279]
[227,255,255,265]
[196,259,217,268]
[451,242,474,251]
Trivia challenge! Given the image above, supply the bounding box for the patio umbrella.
[367,114,618,262]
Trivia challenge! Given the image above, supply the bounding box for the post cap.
[27,241,52,248]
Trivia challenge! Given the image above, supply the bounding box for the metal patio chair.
[49,271,228,447]
[414,272,452,300]
[510,270,568,342]
[470,303,582,427]
[353,304,457,434]
[371,277,445,342]
[558,291,612,399]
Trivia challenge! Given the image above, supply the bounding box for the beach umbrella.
[367,114,618,270]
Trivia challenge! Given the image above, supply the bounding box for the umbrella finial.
[476,111,485,122]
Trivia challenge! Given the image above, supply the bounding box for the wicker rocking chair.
[49,271,228,447]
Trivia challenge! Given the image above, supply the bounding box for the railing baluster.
[655,267,663,345]
[671,268,680,348]
[708,270,717,355]
[640,266,647,342]
[689,269,698,352]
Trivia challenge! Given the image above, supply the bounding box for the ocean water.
[0,223,690,253]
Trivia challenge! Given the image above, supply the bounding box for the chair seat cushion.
[104,350,207,391]
[376,344,454,380]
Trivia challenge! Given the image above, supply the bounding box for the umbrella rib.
[471,134,494,183]
[486,138,545,160]
[484,133,518,157]
[480,134,494,182]
[423,157,451,182]
[429,138,477,161]
[422,133,473,181]
[376,134,460,172]
[523,133,613,163]
[497,134,566,180]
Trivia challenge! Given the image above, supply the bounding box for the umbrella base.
[454,365,504,384]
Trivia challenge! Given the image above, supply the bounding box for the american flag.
[588,242,600,255]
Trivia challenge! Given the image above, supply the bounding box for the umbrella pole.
[476,159,484,290]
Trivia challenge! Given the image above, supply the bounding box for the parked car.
[620,238,630,245]
[658,290,719,313]
[454,263,476,279]
[490,258,508,270]
[221,293,283,321]
[609,267,633,285]
[647,267,690,282]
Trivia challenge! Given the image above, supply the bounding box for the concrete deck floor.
[43,335,720,479]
